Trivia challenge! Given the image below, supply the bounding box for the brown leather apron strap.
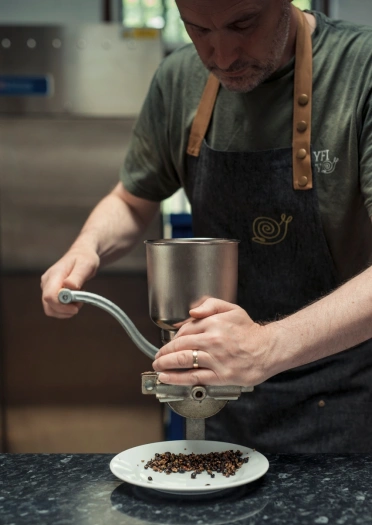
[292,8,313,190]
[186,8,313,191]
[186,73,220,157]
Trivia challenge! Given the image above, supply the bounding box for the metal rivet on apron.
[298,94,309,106]
[298,175,308,187]
[318,400,326,408]
[296,148,307,159]
[297,121,308,132]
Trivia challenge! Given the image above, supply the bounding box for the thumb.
[62,260,96,290]
[189,298,239,319]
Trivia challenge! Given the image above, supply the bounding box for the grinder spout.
[58,288,159,360]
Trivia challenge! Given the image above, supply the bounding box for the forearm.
[69,183,159,267]
[268,265,372,374]
[152,260,372,388]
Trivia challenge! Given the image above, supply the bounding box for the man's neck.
[304,11,317,35]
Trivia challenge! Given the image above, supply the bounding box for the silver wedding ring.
[192,350,199,369]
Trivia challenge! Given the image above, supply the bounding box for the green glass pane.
[122,0,312,42]
[163,0,190,43]
[122,0,165,29]
[293,0,311,10]
[122,0,188,41]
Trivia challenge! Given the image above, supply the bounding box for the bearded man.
[42,1,372,453]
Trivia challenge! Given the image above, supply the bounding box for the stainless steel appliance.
[59,238,254,440]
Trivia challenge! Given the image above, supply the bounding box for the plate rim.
[110,440,269,494]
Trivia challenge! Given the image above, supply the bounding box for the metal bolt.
[144,380,155,391]
[191,386,206,401]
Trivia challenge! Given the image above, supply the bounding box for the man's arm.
[153,221,372,386]
[41,182,159,318]
[266,261,372,376]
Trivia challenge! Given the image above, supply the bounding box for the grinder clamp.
[142,371,253,439]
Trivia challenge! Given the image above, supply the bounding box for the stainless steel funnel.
[145,238,239,343]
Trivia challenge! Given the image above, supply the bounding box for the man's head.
[176,0,294,93]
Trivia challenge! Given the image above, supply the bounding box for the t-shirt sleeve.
[360,88,372,217]
[120,66,182,202]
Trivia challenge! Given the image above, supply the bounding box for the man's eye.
[187,24,210,34]
[231,16,257,31]
[194,26,210,34]
[231,23,252,31]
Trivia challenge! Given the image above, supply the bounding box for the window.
[122,0,312,45]
[293,0,312,11]
[122,0,189,44]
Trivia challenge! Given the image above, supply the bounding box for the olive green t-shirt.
[121,10,372,282]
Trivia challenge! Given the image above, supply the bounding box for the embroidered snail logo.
[320,157,339,174]
[252,214,293,245]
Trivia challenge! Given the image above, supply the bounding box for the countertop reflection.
[1,453,371,524]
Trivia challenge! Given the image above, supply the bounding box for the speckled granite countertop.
[0,453,371,525]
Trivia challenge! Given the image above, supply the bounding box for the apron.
[185,8,372,453]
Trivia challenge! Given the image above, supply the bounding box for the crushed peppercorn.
[144,450,248,478]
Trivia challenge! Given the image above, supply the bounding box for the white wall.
[330,0,372,26]
[0,0,120,24]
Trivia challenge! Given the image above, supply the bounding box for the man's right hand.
[40,182,160,319]
[41,247,100,318]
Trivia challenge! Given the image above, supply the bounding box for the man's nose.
[210,34,239,70]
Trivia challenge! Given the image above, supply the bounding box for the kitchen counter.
[1,453,371,525]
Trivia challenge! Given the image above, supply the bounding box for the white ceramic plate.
[110,440,269,495]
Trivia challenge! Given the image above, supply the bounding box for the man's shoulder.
[156,44,208,89]
[316,11,372,54]
[312,10,372,81]
[319,11,372,36]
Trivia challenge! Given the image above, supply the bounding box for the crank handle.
[58,288,158,360]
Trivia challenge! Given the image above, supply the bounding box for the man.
[41,0,372,453]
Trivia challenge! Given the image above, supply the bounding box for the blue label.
[0,75,51,96]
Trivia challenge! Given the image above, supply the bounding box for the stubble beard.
[209,2,292,93]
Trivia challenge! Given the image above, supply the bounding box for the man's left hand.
[152,298,277,387]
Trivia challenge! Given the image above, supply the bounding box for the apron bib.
[185,9,372,452]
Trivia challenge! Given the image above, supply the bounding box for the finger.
[43,300,81,318]
[157,369,222,386]
[174,317,207,338]
[153,349,210,372]
[155,334,203,358]
[43,298,83,317]
[63,259,95,290]
[189,298,239,319]
[42,275,78,315]
[47,311,79,319]
[42,276,83,314]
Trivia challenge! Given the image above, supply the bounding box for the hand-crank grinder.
[58,238,253,440]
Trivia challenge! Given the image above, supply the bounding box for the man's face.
[176,0,292,93]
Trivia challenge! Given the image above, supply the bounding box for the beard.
[207,2,292,93]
